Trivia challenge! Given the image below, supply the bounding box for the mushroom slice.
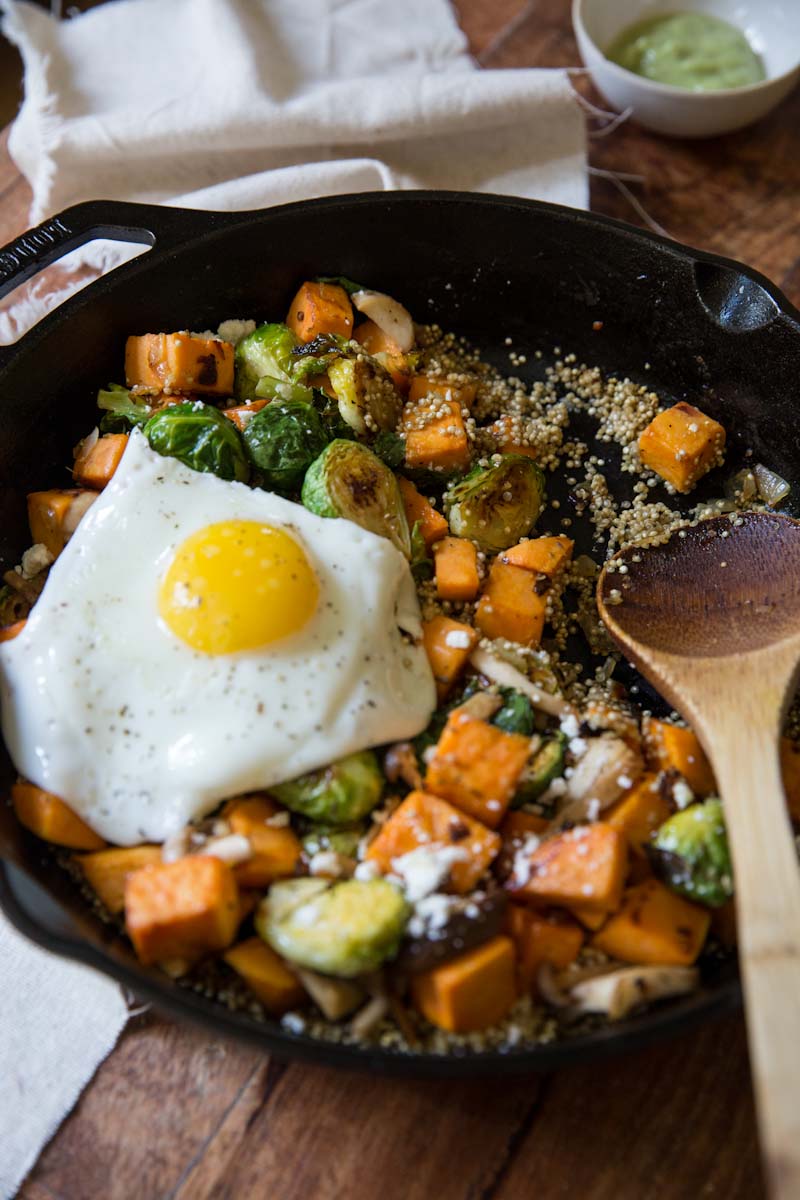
[568,965,699,1021]
[469,647,573,719]
[553,735,644,827]
[458,691,503,722]
[351,289,414,352]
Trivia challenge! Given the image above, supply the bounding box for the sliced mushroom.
[469,647,573,719]
[553,735,644,827]
[458,691,503,722]
[295,968,365,1021]
[351,289,414,352]
[349,993,390,1039]
[384,742,423,791]
[568,965,699,1021]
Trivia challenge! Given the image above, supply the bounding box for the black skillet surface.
[1,191,798,1076]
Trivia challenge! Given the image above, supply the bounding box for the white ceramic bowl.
[573,0,800,137]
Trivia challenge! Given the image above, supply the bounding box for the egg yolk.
[159,520,319,654]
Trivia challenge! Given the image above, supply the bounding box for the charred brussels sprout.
[327,355,403,436]
[257,877,409,977]
[512,734,567,808]
[235,322,312,403]
[651,798,733,907]
[444,455,545,553]
[144,402,249,482]
[241,400,329,492]
[301,826,363,860]
[271,750,384,825]
[302,440,411,557]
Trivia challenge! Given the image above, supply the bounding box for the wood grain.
[6,0,798,1195]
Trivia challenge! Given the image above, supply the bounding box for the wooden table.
[5,2,799,1196]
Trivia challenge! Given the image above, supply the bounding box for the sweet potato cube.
[12,782,105,851]
[73,433,129,489]
[780,737,800,822]
[75,845,163,913]
[222,795,301,889]
[125,332,234,396]
[402,396,471,472]
[223,937,305,1014]
[223,399,269,431]
[425,710,530,828]
[27,488,96,557]
[606,773,671,857]
[286,281,353,342]
[0,620,26,642]
[568,904,609,931]
[355,320,411,392]
[475,560,547,647]
[642,717,715,796]
[410,935,516,1032]
[497,810,549,881]
[397,476,448,549]
[500,535,574,576]
[638,402,725,493]
[365,789,500,894]
[508,823,627,913]
[422,615,479,701]
[487,414,537,459]
[125,855,240,966]
[408,374,477,413]
[433,536,480,602]
[593,878,710,966]
[506,906,584,994]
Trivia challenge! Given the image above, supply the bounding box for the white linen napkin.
[0,0,587,1192]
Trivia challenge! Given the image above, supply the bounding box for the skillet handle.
[0,199,224,364]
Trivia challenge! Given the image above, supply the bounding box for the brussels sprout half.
[241,400,330,492]
[302,440,412,558]
[144,402,250,482]
[327,355,404,436]
[650,798,733,908]
[235,322,312,403]
[98,383,153,433]
[271,750,384,826]
[444,455,546,554]
[256,878,409,978]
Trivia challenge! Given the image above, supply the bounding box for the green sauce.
[607,11,765,92]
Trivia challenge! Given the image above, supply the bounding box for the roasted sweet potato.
[73,433,129,489]
[223,937,305,1014]
[433,536,480,602]
[125,332,234,396]
[642,717,715,796]
[397,476,448,549]
[12,782,105,851]
[75,845,162,913]
[408,374,477,412]
[422,615,479,700]
[401,396,471,472]
[425,710,530,828]
[409,935,516,1032]
[508,823,627,914]
[0,620,26,642]
[124,855,240,966]
[286,281,353,342]
[222,794,302,889]
[593,878,711,966]
[638,402,725,493]
[365,789,500,894]
[27,489,97,557]
[500,535,574,576]
[606,773,671,856]
[354,320,411,392]
[475,560,547,647]
[506,906,584,994]
[487,414,537,459]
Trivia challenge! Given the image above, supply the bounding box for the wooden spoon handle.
[704,719,800,1200]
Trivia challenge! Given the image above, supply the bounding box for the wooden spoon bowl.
[598,512,800,1200]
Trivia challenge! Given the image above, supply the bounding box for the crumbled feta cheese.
[309,851,347,878]
[266,811,290,828]
[616,774,632,790]
[354,860,381,882]
[673,779,694,810]
[390,844,468,902]
[281,1012,306,1034]
[560,713,580,739]
[586,798,601,822]
[20,543,53,579]
[217,318,257,345]
[444,629,472,649]
[569,736,588,758]
[407,893,454,938]
[510,833,541,887]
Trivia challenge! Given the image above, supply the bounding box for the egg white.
[0,431,436,844]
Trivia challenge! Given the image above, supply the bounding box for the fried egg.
[0,431,436,844]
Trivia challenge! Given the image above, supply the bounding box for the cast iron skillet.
[1,191,799,1077]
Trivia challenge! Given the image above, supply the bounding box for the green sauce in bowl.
[607,11,766,92]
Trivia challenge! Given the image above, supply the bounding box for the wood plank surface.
[5,0,798,1196]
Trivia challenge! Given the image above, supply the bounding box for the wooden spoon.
[597,512,800,1200]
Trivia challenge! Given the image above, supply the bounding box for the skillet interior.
[2,190,798,1076]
